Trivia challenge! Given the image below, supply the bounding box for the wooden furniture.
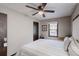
[0,47,7,56]
[58,35,71,41]
[58,37,65,41]
[0,13,7,56]
[73,14,79,21]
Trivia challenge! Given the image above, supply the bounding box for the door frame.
[33,22,39,41]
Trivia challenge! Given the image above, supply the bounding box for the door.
[33,22,39,41]
[0,13,7,56]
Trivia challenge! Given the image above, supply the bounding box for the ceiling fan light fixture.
[38,11,44,15]
[26,3,55,18]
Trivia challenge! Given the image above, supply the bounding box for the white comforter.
[19,39,68,56]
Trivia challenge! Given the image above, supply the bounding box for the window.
[48,22,58,37]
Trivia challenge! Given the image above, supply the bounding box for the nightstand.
[0,47,7,56]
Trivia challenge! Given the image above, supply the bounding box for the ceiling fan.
[25,3,55,17]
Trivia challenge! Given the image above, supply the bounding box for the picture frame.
[42,25,47,31]
[73,14,79,21]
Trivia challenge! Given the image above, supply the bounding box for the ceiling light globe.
[39,11,43,15]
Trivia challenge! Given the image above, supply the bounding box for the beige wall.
[39,16,71,39]
[72,4,79,40]
[0,5,39,55]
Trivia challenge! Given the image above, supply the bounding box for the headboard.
[72,14,79,41]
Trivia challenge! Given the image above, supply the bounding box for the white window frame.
[48,22,58,37]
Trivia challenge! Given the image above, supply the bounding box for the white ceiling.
[0,3,76,20]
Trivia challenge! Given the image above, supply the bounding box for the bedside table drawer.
[0,47,7,56]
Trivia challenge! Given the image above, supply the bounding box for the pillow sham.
[64,37,72,51]
[68,40,79,56]
[69,37,73,41]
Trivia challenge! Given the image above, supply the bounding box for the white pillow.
[64,37,71,51]
[68,40,79,56]
[69,37,73,41]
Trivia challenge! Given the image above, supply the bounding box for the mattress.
[19,39,68,56]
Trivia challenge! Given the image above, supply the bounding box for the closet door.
[33,22,39,41]
[0,13,7,56]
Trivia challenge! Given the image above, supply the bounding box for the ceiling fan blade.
[32,12,38,16]
[42,14,45,17]
[26,5,38,10]
[44,10,55,13]
[42,3,47,8]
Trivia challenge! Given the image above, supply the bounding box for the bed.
[19,39,68,56]
[19,15,79,56]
